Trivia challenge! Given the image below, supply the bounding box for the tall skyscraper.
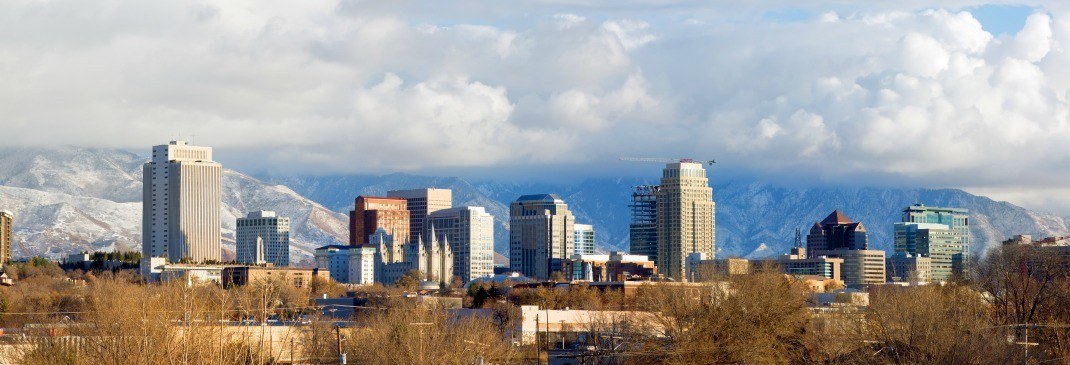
[806,210,868,252]
[0,210,12,264]
[142,141,222,262]
[574,224,595,255]
[349,196,410,247]
[427,206,495,283]
[388,188,452,244]
[901,204,970,271]
[236,211,290,267]
[509,194,575,279]
[656,162,716,280]
[629,185,658,261]
[807,210,884,287]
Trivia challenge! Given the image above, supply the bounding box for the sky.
[4,1,1070,213]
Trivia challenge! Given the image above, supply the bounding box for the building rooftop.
[821,210,854,225]
[516,193,563,202]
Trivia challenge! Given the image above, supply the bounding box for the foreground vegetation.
[0,244,1068,364]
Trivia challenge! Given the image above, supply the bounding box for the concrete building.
[902,204,970,265]
[894,222,961,281]
[1000,235,1070,273]
[574,224,595,255]
[140,257,226,285]
[685,253,751,281]
[564,252,657,282]
[509,194,575,280]
[629,185,659,261]
[222,266,329,289]
[656,162,716,280]
[314,244,377,285]
[886,252,932,284]
[387,188,452,244]
[820,249,886,287]
[426,206,495,283]
[235,211,290,267]
[807,210,868,253]
[142,141,222,262]
[0,210,11,264]
[349,196,410,247]
[775,246,844,282]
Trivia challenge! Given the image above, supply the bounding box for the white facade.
[142,141,222,263]
[574,224,595,255]
[236,211,290,267]
[314,245,376,285]
[427,206,495,283]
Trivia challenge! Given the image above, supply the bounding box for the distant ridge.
[0,146,1067,262]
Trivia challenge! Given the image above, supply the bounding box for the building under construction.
[629,185,659,262]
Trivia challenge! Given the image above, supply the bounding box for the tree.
[395,269,423,291]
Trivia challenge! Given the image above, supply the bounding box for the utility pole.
[336,325,346,364]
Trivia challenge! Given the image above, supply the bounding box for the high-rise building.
[0,210,12,264]
[629,185,658,261]
[807,211,883,287]
[656,162,716,280]
[807,210,868,253]
[900,204,970,272]
[387,188,452,244]
[236,211,290,267]
[509,194,575,279]
[142,141,222,262]
[427,206,495,283]
[574,224,595,255]
[894,222,961,281]
[349,196,410,247]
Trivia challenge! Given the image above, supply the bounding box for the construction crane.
[619,157,717,165]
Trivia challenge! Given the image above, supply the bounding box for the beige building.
[387,188,452,244]
[509,194,575,280]
[427,206,495,283]
[821,249,886,287]
[886,252,932,284]
[0,211,11,264]
[656,162,716,280]
[222,266,330,289]
[142,141,222,262]
[236,211,290,267]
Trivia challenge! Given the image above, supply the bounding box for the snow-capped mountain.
[269,174,1070,259]
[1,146,1068,263]
[0,147,347,262]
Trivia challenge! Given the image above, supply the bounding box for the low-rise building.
[685,253,751,281]
[886,252,932,284]
[314,245,376,285]
[775,247,844,282]
[563,252,656,282]
[222,266,329,289]
[817,249,886,288]
[141,258,228,285]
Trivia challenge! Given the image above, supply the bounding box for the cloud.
[2,0,1070,208]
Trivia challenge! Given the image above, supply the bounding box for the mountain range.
[1,147,1068,264]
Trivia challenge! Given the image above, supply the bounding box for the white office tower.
[142,141,222,262]
[236,211,291,267]
[574,224,595,255]
[509,194,575,280]
[387,188,453,243]
[427,206,495,283]
[656,162,716,280]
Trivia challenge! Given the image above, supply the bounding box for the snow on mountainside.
[1,146,1068,262]
[0,147,347,261]
[269,174,1070,259]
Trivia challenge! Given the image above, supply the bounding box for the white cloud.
[3,0,1070,211]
